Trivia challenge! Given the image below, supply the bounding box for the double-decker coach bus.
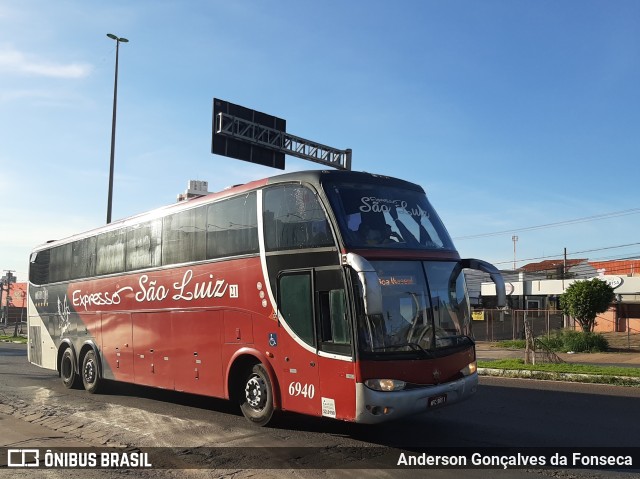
[28,170,505,425]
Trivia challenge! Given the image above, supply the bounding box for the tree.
[560,278,615,332]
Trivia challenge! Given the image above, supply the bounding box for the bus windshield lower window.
[358,260,472,355]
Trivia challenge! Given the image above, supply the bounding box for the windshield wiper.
[434,335,474,349]
[437,335,469,342]
[371,342,433,358]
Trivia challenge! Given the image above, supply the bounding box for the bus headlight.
[364,379,406,392]
[460,361,477,376]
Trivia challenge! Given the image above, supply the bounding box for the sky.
[1,0,639,283]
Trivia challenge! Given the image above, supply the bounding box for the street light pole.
[106,33,129,224]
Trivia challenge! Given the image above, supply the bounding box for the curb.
[478,367,640,387]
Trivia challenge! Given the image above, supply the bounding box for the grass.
[478,358,640,378]
[494,330,610,353]
[0,334,27,344]
[494,340,527,349]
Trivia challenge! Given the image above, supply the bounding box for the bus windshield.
[324,181,454,250]
[358,260,472,355]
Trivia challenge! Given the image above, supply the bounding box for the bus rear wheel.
[81,350,102,394]
[239,363,274,426]
[60,348,80,389]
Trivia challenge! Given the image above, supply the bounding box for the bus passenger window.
[278,272,315,347]
[50,243,72,282]
[263,185,334,251]
[162,207,206,265]
[96,229,126,275]
[29,249,50,285]
[71,237,96,279]
[126,220,162,271]
[318,289,349,345]
[207,192,258,259]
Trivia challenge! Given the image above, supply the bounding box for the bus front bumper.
[354,373,478,424]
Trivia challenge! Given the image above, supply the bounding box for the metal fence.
[472,309,565,342]
[472,309,640,350]
[0,307,27,336]
[1,307,26,323]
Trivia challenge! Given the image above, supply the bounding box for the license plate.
[428,394,447,408]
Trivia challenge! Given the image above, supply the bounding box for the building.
[480,259,640,333]
[1,281,27,326]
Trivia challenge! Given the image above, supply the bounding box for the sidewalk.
[475,341,640,368]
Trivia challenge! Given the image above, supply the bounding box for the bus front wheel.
[239,363,274,426]
[81,350,102,394]
[60,348,80,389]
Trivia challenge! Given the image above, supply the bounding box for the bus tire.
[81,349,102,394]
[60,348,80,389]
[239,363,274,426]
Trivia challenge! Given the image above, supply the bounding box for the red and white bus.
[27,170,505,425]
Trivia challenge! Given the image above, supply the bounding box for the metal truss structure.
[215,111,352,171]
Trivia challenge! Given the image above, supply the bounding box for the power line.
[567,242,640,257]
[454,208,640,241]
[464,251,640,291]
[491,241,640,268]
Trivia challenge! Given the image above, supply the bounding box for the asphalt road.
[1,342,639,479]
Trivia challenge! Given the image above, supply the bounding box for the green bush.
[543,333,565,351]
[546,330,609,353]
[496,339,527,349]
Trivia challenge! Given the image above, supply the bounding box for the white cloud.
[0,88,54,103]
[0,87,93,108]
[0,46,92,78]
[0,4,15,19]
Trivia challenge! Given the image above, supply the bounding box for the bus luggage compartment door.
[101,312,134,382]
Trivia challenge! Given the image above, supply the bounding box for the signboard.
[211,98,286,169]
[472,311,485,321]
[592,276,623,289]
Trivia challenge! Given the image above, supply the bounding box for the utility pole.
[562,248,567,328]
[106,33,129,224]
[0,277,4,325]
[512,235,518,270]
[1,271,16,335]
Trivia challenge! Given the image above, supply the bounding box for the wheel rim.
[61,356,72,380]
[83,358,96,385]
[245,374,267,410]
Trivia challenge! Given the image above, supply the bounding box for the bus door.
[314,268,356,421]
[277,268,355,420]
[276,270,321,417]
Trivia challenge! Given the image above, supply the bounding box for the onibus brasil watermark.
[7,449,151,469]
[397,451,634,469]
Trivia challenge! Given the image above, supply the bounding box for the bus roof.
[32,169,425,251]
[267,169,425,192]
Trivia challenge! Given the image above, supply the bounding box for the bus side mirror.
[343,253,383,316]
[460,258,506,308]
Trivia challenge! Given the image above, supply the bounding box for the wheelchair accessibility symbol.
[269,333,278,347]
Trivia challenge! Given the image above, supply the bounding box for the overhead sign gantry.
[212,98,352,171]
